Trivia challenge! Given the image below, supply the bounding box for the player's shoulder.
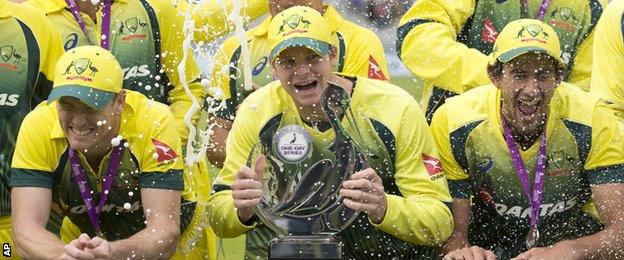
[125,90,174,122]
[435,85,495,128]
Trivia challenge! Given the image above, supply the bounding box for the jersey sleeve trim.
[450,120,483,172]
[140,169,184,190]
[587,164,624,184]
[396,18,435,59]
[9,169,54,189]
[448,179,470,199]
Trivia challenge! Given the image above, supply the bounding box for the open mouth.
[293,80,318,92]
[516,99,540,117]
[70,127,94,137]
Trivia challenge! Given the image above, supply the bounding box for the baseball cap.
[268,6,332,60]
[48,45,123,110]
[490,19,564,67]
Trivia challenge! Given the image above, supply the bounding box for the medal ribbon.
[66,0,112,49]
[68,140,125,237]
[521,0,553,20]
[501,117,547,232]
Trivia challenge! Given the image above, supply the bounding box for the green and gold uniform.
[397,0,605,122]
[0,0,63,253]
[10,90,207,258]
[27,0,204,140]
[210,5,389,121]
[590,0,624,127]
[431,84,624,258]
[208,76,453,259]
[26,1,216,256]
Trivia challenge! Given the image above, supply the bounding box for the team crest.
[0,46,14,62]
[64,58,98,76]
[559,7,573,21]
[279,14,311,33]
[272,125,313,164]
[517,24,549,41]
[526,24,542,37]
[125,17,139,33]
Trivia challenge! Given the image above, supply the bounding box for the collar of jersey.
[50,93,139,140]
[491,84,562,147]
[253,4,344,37]
[41,0,128,14]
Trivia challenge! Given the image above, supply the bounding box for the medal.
[525,226,540,249]
[502,115,547,249]
[69,140,125,239]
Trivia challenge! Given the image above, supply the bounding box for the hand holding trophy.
[245,84,367,259]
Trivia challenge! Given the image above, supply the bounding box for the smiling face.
[268,0,324,16]
[272,45,336,111]
[491,52,562,137]
[57,92,124,157]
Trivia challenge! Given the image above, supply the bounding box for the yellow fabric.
[398,0,604,108]
[0,215,19,259]
[28,0,205,143]
[48,46,123,110]
[590,0,624,118]
[12,90,184,177]
[490,19,564,66]
[175,0,268,42]
[268,6,331,59]
[52,46,122,93]
[431,83,624,183]
[208,76,453,246]
[212,4,389,102]
[4,0,63,83]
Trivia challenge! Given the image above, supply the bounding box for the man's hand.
[443,246,496,260]
[231,155,266,223]
[513,241,579,260]
[340,168,387,224]
[61,233,95,260]
[84,236,112,259]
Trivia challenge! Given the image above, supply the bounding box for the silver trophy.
[246,83,368,259]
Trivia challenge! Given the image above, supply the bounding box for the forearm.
[562,223,624,259]
[372,194,453,246]
[442,230,471,254]
[109,225,179,259]
[13,223,65,259]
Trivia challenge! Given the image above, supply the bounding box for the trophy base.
[269,236,341,259]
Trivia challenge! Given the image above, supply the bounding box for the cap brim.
[270,37,330,60]
[47,85,116,110]
[497,46,564,66]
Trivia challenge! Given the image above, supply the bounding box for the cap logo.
[279,14,311,34]
[63,58,98,77]
[516,24,549,43]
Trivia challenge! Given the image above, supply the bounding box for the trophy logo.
[272,125,312,164]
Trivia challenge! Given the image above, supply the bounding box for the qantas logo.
[367,55,387,80]
[482,17,499,43]
[151,138,178,163]
[422,154,443,176]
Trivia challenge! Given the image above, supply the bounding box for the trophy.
[246,83,368,259]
